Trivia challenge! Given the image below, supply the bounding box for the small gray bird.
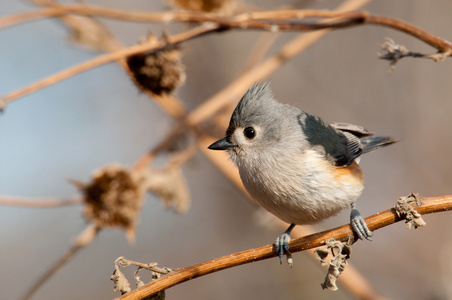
[208,82,396,263]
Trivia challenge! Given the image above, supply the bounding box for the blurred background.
[1,0,452,299]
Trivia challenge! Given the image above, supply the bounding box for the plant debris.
[394,193,426,229]
[167,0,238,14]
[111,256,172,299]
[314,238,352,291]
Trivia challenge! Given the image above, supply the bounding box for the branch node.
[377,37,410,71]
[426,48,452,62]
[394,193,426,229]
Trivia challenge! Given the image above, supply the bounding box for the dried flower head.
[64,15,120,52]
[78,165,147,242]
[168,0,238,14]
[127,35,185,96]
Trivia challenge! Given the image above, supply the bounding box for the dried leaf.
[395,194,426,229]
[135,269,145,288]
[144,167,191,214]
[62,14,120,52]
[313,247,330,266]
[112,257,170,298]
[315,238,352,291]
[111,268,131,295]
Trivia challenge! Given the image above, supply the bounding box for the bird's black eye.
[243,127,256,139]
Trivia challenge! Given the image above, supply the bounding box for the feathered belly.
[239,154,364,225]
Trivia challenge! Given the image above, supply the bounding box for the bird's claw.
[350,208,373,241]
[275,232,293,266]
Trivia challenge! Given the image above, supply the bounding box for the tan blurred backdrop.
[1,1,452,299]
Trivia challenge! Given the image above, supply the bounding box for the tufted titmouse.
[209,82,396,263]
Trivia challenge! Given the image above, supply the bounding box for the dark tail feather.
[361,136,397,154]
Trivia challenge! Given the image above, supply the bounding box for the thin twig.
[0,5,364,29]
[0,8,64,29]
[0,23,218,111]
[2,6,452,110]
[366,15,452,53]
[0,195,82,207]
[116,257,172,275]
[118,195,452,300]
[22,223,101,300]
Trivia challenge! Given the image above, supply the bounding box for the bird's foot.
[275,223,295,266]
[350,208,373,241]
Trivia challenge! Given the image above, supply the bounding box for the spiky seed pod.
[81,165,146,242]
[127,44,185,96]
[168,0,238,14]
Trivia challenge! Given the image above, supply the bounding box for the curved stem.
[118,195,452,300]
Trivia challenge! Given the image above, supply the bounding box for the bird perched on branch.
[209,82,396,264]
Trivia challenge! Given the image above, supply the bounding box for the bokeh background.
[1,0,452,299]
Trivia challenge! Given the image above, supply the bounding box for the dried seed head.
[79,165,146,242]
[168,0,238,14]
[127,37,185,96]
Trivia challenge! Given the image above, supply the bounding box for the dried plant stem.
[0,23,218,111]
[0,195,82,207]
[118,195,452,300]
[22,224,100,300]
[366,15,452,52]
[2,1,452,110]
[0,8,64,29]
[5,0,452,55]
[0,5,364,29]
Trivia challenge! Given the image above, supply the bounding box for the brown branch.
[366,15,452,53]
[0,8,64,29]
[1,3,450,52]
[118,195,452,300]
[0,23,218,111]
[1,4,452,110]
[0,5,364,30]
[0,195,82,207]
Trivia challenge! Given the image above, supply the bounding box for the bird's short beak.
[208,137,236,150]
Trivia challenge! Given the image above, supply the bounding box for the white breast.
[237,149,364,225]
